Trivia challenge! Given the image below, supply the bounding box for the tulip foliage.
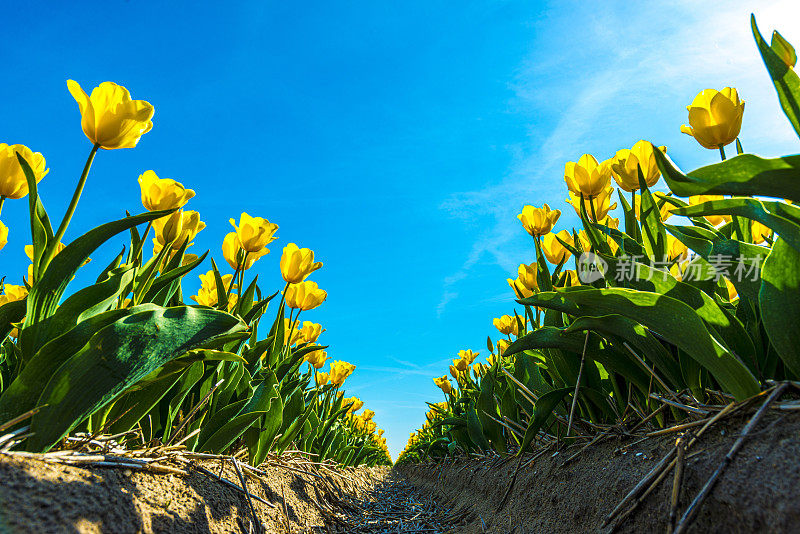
[0,82,389,466]
[398,16,800,464]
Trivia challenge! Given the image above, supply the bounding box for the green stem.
[718,145,726,161]
[631,190,637,223]
[0,196,5,217]
[52,144,99,252]
[589,195,598,223]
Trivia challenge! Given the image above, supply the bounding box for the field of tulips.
[0,81,390,468]
[397,16,800,466]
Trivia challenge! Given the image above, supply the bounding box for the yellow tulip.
[541,230,573,265]
[566,185,617,222]
[496,339,510,356]
[67,80,154,149]
[221,232,268,271]
[284,280,327,310]
[636,192,674,222]
[0,221,7,251]
[518,204,561,237]
[433,376,452,394]
[452,358,468,372]
[138,170,195,211]
[280,243,323,283]
[751,221,772,244]
[0,284,27,307]
[152,210,205,253]
[458,349,479,365]
[229,213,279,253]
[666,235,688,262]
[299,321,325,343]
[688,195,732,226]
[0,144,49,200]
[315,372,330,386]
[283,318,304,346]
[724,278,738,302]
[329,360,356,386]
[493,315,518,336]
[343,397,364,413]
[362,409,375,421]
[508,276,534,299]
[304,349,329,369]
[190,270,235,307]
[515,262,538,293]
[564,154,613,198]
[680,88,745,149]
[611,141,667,192]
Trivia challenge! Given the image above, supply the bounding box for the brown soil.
[0,454,388,533]
[399,410,800,533]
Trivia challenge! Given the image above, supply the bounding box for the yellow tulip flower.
[299,321,325,343]
[304,349,329,369]
[229,213,279,253]
[283,318,304,346]
[452,357,468,372]
[315,372,330,386]
[724,278,738,302]
[138,170,195,212]
[688,195,732,226]
[0,144,49,200]
[221,232,268,271]
[362,409,375,421]
[680,88,745,149]
[515,262,539,292]
[508,276,534,299]
[566,185,617,222]
[496,339,510,356]
[152,210,205,253]
[564,154,613,198]
[280,243,323,283]
[458,349,479,365]
[666,235,688,262]
[636,192,674,222]
[329,360,356,386]
[433,376,452,394]
[541,230,573,265]
[751,221,772,244]
[284,280,327,310]
[343,397,364,413]
[190,270,235,307]
[67,80,154,149]
[518,204,561,237]
[493,315,518,336]
[611,141,667,192]
[0,284,27,307]
[0,221,7,251]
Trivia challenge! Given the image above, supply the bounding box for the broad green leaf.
[521,288,759,400]
[655,149,800,203]
[517,387,572,455]
[759,237,800,377]
[27,305,245,451]
[752,15,800,139]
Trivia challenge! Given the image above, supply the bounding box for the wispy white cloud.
[436,0,800,314]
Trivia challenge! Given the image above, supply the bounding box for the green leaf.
[752,15,800,139]
[20,209,175,361]
[0,300,26,341]
[521,288,759,400]
[16,153,54,282]
[655,149,800,203]
[759,237,800,377]
[26,305,246,451]
[517,387,572,455]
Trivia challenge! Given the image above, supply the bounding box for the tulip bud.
[541,230,573,265]
[285,281,327,311]
[518,204,561,237]
[493,315,518,336]
[771,30,797,69]
[222,232,268,270]
[299,321,325,343]
[229,213,279,253]
[486,336,494,353]
[0,144,48,200]
[329,360,356,386]
[458,349,479,364]
[564,154,613,198]
[138,170,195,212]
[610,141,667,192]
[280,243,323,283]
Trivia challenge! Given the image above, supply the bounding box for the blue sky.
[2,1,799,459]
